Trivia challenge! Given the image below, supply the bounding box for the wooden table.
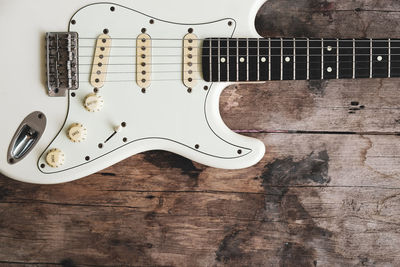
[2,0,400,266]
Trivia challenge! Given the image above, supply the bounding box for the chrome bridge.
[46,32,79,97]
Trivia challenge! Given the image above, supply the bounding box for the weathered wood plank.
[1,134,400,266]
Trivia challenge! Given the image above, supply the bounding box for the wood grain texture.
[2,0,400,266]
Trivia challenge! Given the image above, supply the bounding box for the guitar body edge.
[0,0,267,184]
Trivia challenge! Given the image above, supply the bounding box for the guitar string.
[76,59,399,67]
[67,37,400,42]
[74,45,400,50]
[77,54,400,57]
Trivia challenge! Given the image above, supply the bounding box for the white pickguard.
[0,0,266,184]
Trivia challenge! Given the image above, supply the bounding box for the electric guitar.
[0,0,397,184]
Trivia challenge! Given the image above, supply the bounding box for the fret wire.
[247,38,250,81]
[209,40,212,82]
[280,38,283,81]
[257,38,260,81]
[227,38,230,82]
[370,38,373,78]
[218,38,220,82]
[307,38,310,80]
[268,38,271,81]
[353,39,356,79]
[336,39,339,79]
[236,39,239,82]
[321,38,324,80]
[294,38,296,80]
[389,38,391,78]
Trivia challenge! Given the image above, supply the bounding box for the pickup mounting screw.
[204,86,209,91]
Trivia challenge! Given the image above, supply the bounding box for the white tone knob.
[46,148,65,168]
[84,93,104,112]
[67,123,87,143]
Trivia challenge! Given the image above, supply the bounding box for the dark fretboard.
[202,38,400,82]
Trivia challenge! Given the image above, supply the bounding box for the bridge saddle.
[46,32,79,97]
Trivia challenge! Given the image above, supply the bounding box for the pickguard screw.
[85,156,90,161]
[110,6,115,12]
[141,28,147,33]
[150,19,155,24]
[237,149,242,154]
[142,88,146,94]
[103,29,109,34]
[187,88,192,93]
[195,144,200,149]
[71,20,76,25]
[188,28,194,33]
[228,21,233,26]
[204,86,209,91]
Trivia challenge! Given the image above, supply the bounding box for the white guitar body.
[0,0,266,184]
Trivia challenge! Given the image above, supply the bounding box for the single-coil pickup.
[136,33,152,88]
[90,34,111,88]
[183,33,199,88]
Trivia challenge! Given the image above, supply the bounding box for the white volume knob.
[67,123,87,143]
[84,93,104,112]
[46,148,65,168]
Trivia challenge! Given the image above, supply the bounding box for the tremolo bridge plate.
[46,32,79,97]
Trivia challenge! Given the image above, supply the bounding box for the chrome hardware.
[46,32,79,97]
[7,112,47,164]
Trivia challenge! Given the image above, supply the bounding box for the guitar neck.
[202,38,399,82]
